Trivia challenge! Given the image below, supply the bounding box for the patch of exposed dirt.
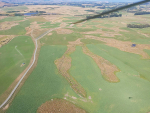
[0,22,18,31]
[55,28,74,34]
[85,35,150,59]
[82,46,120,82]
[0,35,16,48]
[37,99,86,113]
[55,44,86,97]
[48,32,52,36]
[2,104,9,111]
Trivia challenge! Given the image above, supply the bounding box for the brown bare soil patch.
[37,99,86,113]
[2,104,9,111]
[0,35,16,48]
[55,44,86,97]
[82,46,120,82]
[85,35,150,59]
[48,32,52,36]
[0,22,18,31]
[55,28,74,34]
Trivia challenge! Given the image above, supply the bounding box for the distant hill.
[0,0,140,3]
[0,1,12,7]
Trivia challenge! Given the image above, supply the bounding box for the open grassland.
[1,6,28,11]
[0,16,24,23]
[6,46,84,113]
[28,16,48,22]
[1,4,150,113]
[87,44,150,82]
[69,46,150,113]
[40,31,83,45]
[0,36,34,97]
[0,20,31,35]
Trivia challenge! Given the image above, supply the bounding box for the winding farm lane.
[0,27,61,109]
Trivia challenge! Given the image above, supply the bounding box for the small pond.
[24,12,38,16]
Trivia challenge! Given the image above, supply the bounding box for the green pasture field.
[0,16,24,23]
[81,39,105,44]
[1,6,28,11]
[0,20,31,35]
[40,31,83,45]
[28,17,48,22]
[69,46,150,113]
[0,36,34,97]
[7,45,81,113]
[87,44,150,82]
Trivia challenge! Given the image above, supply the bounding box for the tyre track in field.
[0,27,61,109]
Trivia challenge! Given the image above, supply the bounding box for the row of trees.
[86,13,122,19]
[127,24,150,28]
[134,11,150,15]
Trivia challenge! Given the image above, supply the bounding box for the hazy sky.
[84,0,141,2]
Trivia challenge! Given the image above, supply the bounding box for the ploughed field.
[0,4,150,113]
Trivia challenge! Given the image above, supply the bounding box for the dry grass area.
[85,35,150,59]
[0,2,11,7]
[55,28,74,34]
[37,99,86,113]
[55,43,86,97]
[0,22,18,31]
[81,29,121,37]
[82,45,120,83]
[0,16,7,20]
[0,35,16,48]
[60,23,68,27]
[27,5,97,16]
[43,15,65,23]
[28,22,48,38]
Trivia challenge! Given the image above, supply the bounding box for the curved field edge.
[6,45,86,113]
[37,99,87,113]
[69,46,150,113]
[87,44,150,82]
[0,36,34,98]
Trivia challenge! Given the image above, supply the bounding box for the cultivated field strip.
[55,45,86,97]
[0,27,61,109]
[85,35,150,59]
[82,46,120,82]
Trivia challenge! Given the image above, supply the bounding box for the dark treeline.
[6,11,20,13]
[30,11,46,13]
[86,13,122,19]
[127,24,150,28]
[134,11,150,15]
